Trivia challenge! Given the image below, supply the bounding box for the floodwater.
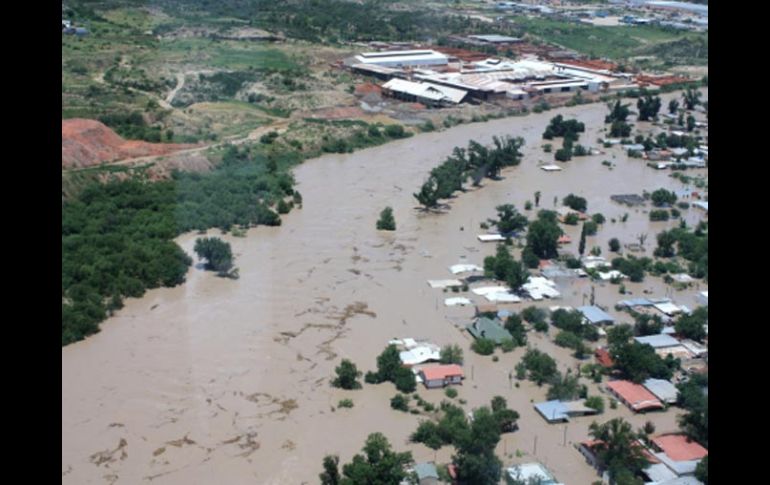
[62,89,707,484]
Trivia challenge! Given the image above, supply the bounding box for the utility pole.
[563,425,568,446]
[533,435,537,456]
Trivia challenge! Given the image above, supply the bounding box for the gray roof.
[534,400,569,422]
[618,298,653,307]
[643,378,679,403]
[414,463,439,480]
[635,334,680,348]
[577,306,615,324]
[467,317,512,344]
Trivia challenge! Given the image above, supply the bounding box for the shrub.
[592,213,606,225]
[376,207,396,231]
[649,209,670,221]
[501,339,516,353]
[390,394,409,412]
[384,124,407,138]
[564,213,579,225]
[584,396,604,413]
[543,144,553,153]
[338,399,354,408]
[472,338,496,356]
[524,200,533,211]
[445,387,458,399]
[610,399,618,409]
[583,221,598,236]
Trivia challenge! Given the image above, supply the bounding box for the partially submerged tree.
[682,87,702,110]
[194,237,235,277]
[339,433,413,484]
[332,359,362,390]
[440,344,464,365]
[490,204,528,235]
[588,418,651,483]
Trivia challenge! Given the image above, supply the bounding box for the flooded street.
[62,90,707,484]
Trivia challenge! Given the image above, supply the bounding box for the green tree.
[340,433,413,484]
[682,87,702,110]
[332,359,362,390]
[411,420,443,449]
[588,418,651,482]
[490,396,519,432]
[563,194,587,212]
[522,348,558,385]
[695,455,708,484]
[585,396,605,413]
[612,342,675,383]
[521,246,540,269]
[376,207,396,231]
[634,314,664,337]
[609,238,621,252]
[674,307,707,342]
[605,99,630,123]
[579,224,587,257]
[636,94,662,121]
[491,204,528,235]
[440,344,464,365]
[394,366,416,393]
[320,455,341,485]
[504,314,527,346]
[546,372,582,401]
[453,407,503,484]
[194,237,234,276]
[607,324,634,353]
[609,120,632,138]
[472,338,496,356]
[390,393,410,412]
[526,214,561,259]
[650,189,677,207]
[375,345,402,383]
[414,177,440,209]
[686,115,696,132]
[534,191,541,207]
[668,99,679,115]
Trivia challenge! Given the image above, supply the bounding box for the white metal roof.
[383,78,467,104]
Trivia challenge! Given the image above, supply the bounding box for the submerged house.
[467,317,512,344]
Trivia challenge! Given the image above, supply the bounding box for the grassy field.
[510,16,707,62]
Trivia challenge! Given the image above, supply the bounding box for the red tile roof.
[652,434,708,462]
[420,364,464,381]
[606,380,664,412]
[595,348,614,368]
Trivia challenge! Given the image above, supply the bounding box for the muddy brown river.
[62,89,707,484]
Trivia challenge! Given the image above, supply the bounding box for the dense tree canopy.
[337,433,414,485]
[526,211,561,259]
[589,418,650,483]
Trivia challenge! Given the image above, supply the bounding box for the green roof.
[467,317,512,344]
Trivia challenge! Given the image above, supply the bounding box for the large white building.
[353,50,449,68]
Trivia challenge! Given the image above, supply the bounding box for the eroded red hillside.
[62,119,197,169]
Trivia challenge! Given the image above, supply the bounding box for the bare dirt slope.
[62,119,197,169]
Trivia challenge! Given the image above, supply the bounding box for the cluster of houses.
[578,432,708,484]
[389,338,465,389]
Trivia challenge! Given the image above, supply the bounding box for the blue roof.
[414,463,439,480]
[577,306,615,324]
[534,400,569,422]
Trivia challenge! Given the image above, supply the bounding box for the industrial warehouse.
[346,46,644,106]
